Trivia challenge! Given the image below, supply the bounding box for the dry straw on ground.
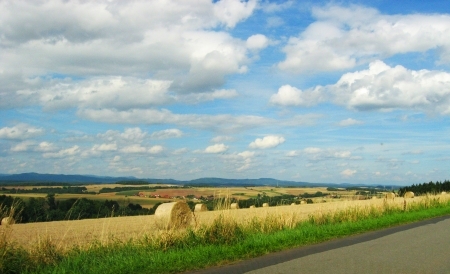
[194,203,207,212]
[154,202,192,230]
[2,194,448,251]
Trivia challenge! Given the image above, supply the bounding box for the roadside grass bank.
[2,196,449,274]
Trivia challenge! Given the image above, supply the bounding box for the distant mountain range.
[0,172,401,188]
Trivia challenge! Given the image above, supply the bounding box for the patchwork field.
[1,184,358,207]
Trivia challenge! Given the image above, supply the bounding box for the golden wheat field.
[1,194,445,251]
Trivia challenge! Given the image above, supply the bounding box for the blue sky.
[1,0,450,185]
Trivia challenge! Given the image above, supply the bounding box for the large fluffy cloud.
[278,5,450,73]
[332,61,450,114]
[36,78,173,111]
[272,61,450,115]
[0,0,259,110]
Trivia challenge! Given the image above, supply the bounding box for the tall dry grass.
[0,193,449,273]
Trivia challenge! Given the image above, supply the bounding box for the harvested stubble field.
[2,195,443,251]
[141,186,336,198]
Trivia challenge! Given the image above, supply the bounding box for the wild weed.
[0,201,30,273]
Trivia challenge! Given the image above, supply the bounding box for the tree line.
[98,185,185,193]
[398,180,450,196]
[203,192,326,210]
[2,186,95,195]
[0,194,159,223]
[1,185,186,195]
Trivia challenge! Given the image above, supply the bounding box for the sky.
[1,0,450,185]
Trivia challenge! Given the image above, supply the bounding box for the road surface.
[188,215,450,274]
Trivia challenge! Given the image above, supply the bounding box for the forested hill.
[0,173,400,188]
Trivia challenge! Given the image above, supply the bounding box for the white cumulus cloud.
[213,0,257,28]
[0,0,259,110]
[272,60,450,115]
[246,34,269,50]
[278,5,450,73]
[0,124,44,140]
[270,85,323,107]
[10,141,35,152]
[205,143,229,153]
[332,61,450,114]
[36,142,56,152]
[93,143,117,151]
[149,145,164,154]
[249,135,285,149]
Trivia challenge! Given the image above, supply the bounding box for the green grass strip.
[29,205,450,274]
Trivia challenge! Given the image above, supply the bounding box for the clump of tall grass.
[308,202,397,225]
[245,212,298,234]
[0,201,31,273]
[28,236,64,266]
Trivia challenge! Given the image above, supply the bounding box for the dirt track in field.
[0,196,440,250]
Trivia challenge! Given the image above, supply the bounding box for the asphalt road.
[188,215,450,274]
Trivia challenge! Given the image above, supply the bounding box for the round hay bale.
[404,191,415,199]
[249,205,255,208]
[291,203,296,206]
[385,192,395,200]
[154,202,192,229]
[441,191,447,195]
[230,203,239,209]
[194,203,207,212]
[1,217,15,225]
[300,201,306,204]
[262,203,269,207]
[372,196,378,199]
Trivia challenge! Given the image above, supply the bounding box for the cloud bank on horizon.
[1,0,450,185]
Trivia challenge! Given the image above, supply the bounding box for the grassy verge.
[2,196,450,273]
